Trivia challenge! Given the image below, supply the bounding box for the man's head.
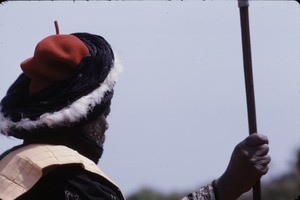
[0,32,121,140]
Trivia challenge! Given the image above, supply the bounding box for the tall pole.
[238,0,261,200]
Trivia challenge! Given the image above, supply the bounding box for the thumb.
[242,133,269,147]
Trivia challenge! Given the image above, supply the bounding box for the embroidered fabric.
[181,184,215,200]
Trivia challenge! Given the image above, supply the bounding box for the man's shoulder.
[1,145,125,200]
[18,164,122,200]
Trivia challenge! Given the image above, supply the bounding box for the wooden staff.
[238,0,261,200]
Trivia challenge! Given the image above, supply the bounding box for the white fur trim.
[0,53,123,136]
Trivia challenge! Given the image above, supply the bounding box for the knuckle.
[262,144,269,151]
[264,155,271,163]
[234,144,244,153]
[254,164,264,173]
[250,157,258,165]
[261,166,269,175]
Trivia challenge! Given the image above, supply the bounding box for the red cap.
[21,34,90,94]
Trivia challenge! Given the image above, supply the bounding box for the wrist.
[212,180,220,200]
[213,175,241,200]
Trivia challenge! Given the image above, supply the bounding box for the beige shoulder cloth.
[0,144,124,200]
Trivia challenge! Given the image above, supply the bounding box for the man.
[0,29,270,200]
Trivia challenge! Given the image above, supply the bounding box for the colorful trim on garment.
[181,183,215,200]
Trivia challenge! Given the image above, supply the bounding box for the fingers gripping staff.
[238,0,261,199]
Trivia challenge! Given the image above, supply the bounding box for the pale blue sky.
[0,1,299,196]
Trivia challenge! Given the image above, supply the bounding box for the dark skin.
[215,133,271,200]
[82,106,111,146]
[98,106,111,144]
